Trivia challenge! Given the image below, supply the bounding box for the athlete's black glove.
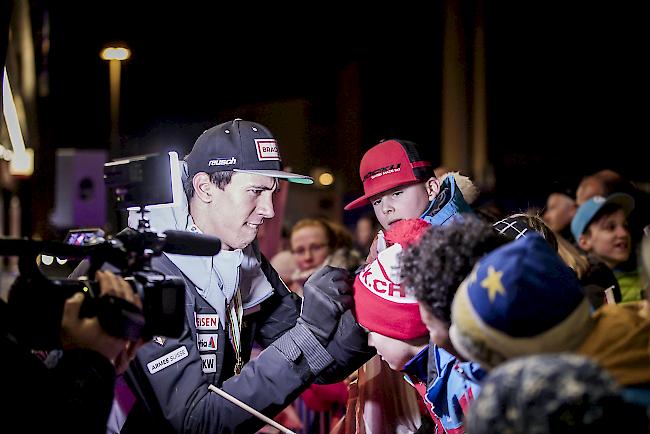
[316,310,375,384]
[297,266,353,346]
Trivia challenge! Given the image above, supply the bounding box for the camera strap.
[227,288,244,375]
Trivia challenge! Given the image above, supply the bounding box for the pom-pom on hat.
[353,219,430,340]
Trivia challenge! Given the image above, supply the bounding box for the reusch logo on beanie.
[353,219,430,340]
[449,234,593,369]
[344,139,433,210]
[185,119,313,184]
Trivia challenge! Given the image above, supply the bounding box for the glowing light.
[10,148,33,176]
[318,172,334,186]
[3,67,33,176]
[100,47,131,61]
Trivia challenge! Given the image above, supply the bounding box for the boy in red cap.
[343,140,479,433]
[345,139,477,262]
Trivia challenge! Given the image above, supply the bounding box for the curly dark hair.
[401,215,508,325]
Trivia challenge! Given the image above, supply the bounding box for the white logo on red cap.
[254,139,280,161]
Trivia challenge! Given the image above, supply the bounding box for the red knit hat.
[353,219,429,340]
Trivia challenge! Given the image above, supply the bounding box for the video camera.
[2,152,221,350]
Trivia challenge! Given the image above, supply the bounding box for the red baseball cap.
[344,139,433,210]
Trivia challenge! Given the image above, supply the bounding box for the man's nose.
[257,194,275,219]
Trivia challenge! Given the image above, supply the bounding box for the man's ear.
[192,172,212,203]
[577,233,591,252]
[425,177,440,200]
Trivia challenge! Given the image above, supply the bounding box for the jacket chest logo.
[195,313,219,330]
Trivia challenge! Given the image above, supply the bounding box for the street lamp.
[100,45,130,155]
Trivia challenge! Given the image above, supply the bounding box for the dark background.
[8,1,649,236]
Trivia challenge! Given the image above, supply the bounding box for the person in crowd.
[353,219,443,431]
[576,170,650,262]
[571,193,642,302]
[494,212,623,307]
[542,191,577,242]
[449,233,650,406]
[344,139,478,263]
[401,215,506,433]
[466,354,648,434]
[352,213,379,259]
[556,233,623,308]
[289,218,362,296]
[340,139,478,433]
[119,119,373,433]
[1,270,143,434]
[286,217,362,433]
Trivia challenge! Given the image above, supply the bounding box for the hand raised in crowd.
[60,270,145,374]
[365,230,386,265]
[298,265,354,346]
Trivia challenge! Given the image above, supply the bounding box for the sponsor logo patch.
[363,163,401,181]
[254,139,280,161]
[153,336,166,346]
[197,333,218,351]
[201,353,217,373]
[195,313,219,330]
[147,346,188,374]
[208,157,237,166]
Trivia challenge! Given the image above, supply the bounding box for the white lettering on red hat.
[359,244,417,304]
[255,139,280,161]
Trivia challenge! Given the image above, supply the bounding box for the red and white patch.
[254,139,280,161]
[195,313,219,331]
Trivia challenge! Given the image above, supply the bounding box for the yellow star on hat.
[481,265,506,302]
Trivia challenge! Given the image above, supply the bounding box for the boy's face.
[370,183,431,231]
[367,331,422,370]
[418,302,454,354]
[578,209,631,269]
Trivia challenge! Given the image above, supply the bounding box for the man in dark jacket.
[121,119,373,433]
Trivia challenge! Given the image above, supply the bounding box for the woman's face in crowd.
[579,209,631,269]
[291,225,331,272]
[542,193,576,233]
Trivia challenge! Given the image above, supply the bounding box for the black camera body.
[2,151,220,350]
[3,226,219,350]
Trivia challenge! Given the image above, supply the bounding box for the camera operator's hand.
[297,266,353,346]
[60,271,144,374]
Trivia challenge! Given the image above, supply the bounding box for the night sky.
[14,1,649,234]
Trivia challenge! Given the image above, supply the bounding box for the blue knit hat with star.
[449,233,594,369]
